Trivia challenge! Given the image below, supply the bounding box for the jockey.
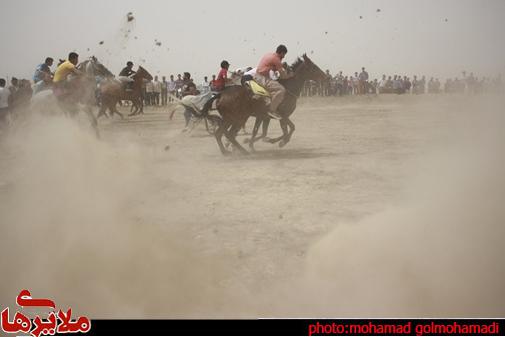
[253,44,293,120]
[118,61,136,90]
[213,60,231,91]
[53,52,82,96]
[33,57,54,84]
[32,57,54,94]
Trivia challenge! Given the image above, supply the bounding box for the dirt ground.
[0,94,503,318]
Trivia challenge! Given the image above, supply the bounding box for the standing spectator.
[167,75,176,102]
[335,71,344,96]
[412,75,419,94]
[494,74,503,94]
[323,69,332,96]
[0,78,10,127]
[420,76,426,94]
[8,77,19,108]
[201,76,210,94]
[404,76,412,94]
[358,67,369,95]
[210,74,217,91]
[175,74,184,98]
[371,79,379,94]
[153,75,161,106]
[392,75,401,94]
[161,76,168,105]
[378,74,387,93]
[145,79,154,106]
[343,76,349,95]
[352,73,359,95]
[427,77,435,93]
[466,72,476,95]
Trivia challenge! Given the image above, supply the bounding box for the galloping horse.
[212,54,326,155]
[30,56,114,138]
[97,66,153,119]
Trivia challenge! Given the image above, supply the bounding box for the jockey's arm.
[71,67,84,77]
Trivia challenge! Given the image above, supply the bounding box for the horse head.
[89,56,114,79]
[135,66,153,81]
[292,54,327,82]
[78,57,114,79]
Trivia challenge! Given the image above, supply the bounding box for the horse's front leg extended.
[279,118,295,148]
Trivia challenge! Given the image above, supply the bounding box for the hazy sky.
[1,0,505,82]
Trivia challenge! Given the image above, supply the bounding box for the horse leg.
[115,106,124,119]
[139,98,144,114]
[224,123,249,155]
[97,104,106,119]
[267,119,288,144]
[215,120,232,156]
[84,105,100,139]
[128,98,138,116]
[244,117,261,143]
[279,118,295,147]
[260,117,272,142]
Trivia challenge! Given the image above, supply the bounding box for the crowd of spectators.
[301,69,503,97]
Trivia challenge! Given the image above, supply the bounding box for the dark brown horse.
[97,66,153,119]
[213,54,326,155]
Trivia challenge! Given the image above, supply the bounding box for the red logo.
[1,290,90,337]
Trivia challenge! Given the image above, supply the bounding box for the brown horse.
[97,66,153,119]
[212,54,327,155]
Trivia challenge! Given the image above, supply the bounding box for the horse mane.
[76,60,88,71]
[291,57,304,72]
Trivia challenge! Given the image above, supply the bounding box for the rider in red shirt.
[213,60,230,91]
[254,45,293,120]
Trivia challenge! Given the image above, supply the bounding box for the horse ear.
[303,53,308,59]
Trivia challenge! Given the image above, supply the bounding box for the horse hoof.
[279,140,287,148]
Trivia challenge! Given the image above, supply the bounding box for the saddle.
[243,80,270,97]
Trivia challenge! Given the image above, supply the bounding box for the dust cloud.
[265,96,505,317]
[0,95,504,318]
[0,106,240,318]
